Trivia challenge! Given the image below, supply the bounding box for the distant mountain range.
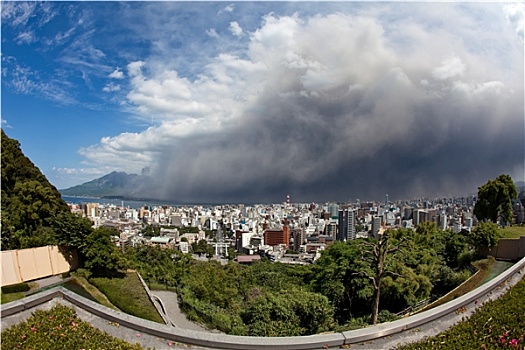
[61,172,525,202]
[59,171,150,199]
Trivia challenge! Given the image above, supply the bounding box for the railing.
[2,255,525,350]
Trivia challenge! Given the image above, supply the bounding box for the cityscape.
[66,191,525,265]
[1,1,525,348]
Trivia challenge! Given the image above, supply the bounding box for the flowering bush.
[1,304,146,349]
[399,276,525,349]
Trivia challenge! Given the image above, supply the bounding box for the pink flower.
[71,321,77,327]
[509,339,518,348]
[136,333,141,337]
[49,316,53,320]
[167,342,172,346]
[30,327,36,333]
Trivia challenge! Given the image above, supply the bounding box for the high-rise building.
[264,228,289,248]
[328,203,339,219]
[371,216,382,239]
[325,222,338,238]
[293,227,305,252]
[337,209,356,241]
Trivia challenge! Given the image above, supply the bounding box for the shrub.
[399,275,525,349]
[1,304,146,350]
[2,282,30,294]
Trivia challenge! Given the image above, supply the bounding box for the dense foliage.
[468,221,501,255]
[1,304,146,350]
[1,130,70,250]
[399,273,525,350]
[474,174,518,225]
[1,130,123,275]
[122,223,472,336]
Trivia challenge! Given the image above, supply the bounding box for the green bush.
[2,282,30,294]
[1,304,146,349]
[399,276,525,349]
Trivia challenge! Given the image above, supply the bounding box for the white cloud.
[103,82,121,92]
[229,21,243,36]
[206,28,220,38]
[52,167,107,176]
[109,68,124,79]
[1,2,37,27]
[127,61,145,77]
[502,3,524,43]
[218,4,235,15]
[431,56,466,81]
[15,31,35,45]
[3,59,76,105]
[1,119,13,129]
[77,6,523,201]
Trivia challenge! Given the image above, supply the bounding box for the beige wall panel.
[1,251,22,286]
[48,246,71,274]
[33,246,54,277]
[16,249,40,282]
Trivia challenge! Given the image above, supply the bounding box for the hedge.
[1,304,147,350]
[399,275,525,349]
[2,282,30,294]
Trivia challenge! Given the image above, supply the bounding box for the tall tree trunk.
[371,282,381,324]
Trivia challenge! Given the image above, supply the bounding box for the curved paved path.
[151,290,208,332]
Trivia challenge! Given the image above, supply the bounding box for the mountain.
[59,171,150,198]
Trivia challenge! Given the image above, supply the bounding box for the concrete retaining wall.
[3,255,525,350]
[488,236,525,260]
[134,270,171,326]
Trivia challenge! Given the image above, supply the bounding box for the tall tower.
[286,193,290,208]
[337,209,356,241]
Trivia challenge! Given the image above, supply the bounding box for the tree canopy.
[1,130,122,276]
[474,174,518,225]
[1,130,70,250]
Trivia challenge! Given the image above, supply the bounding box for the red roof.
[237,255,261,263]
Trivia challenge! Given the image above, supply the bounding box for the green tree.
[355,230,409,324]
[311,241,370,322]
[83,227,123,275]
[474,174,518,225]
[192,239,209,255]
[1,130,70,250]
[468,221,500,256]
[241,288,334,336]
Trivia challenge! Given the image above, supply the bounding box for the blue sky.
[1,1,524,203]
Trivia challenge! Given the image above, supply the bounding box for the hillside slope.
[1,129,71,250]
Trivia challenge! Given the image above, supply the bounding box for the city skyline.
[2,1,524,204]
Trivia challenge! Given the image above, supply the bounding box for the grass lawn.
[499,225,525,238]
[68,274,119,311]
[89,271,164,324]
[1,291,25,304]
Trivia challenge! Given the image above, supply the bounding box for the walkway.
[1,298,215,350]
[2,259,524,349]
[151,290,208,332]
